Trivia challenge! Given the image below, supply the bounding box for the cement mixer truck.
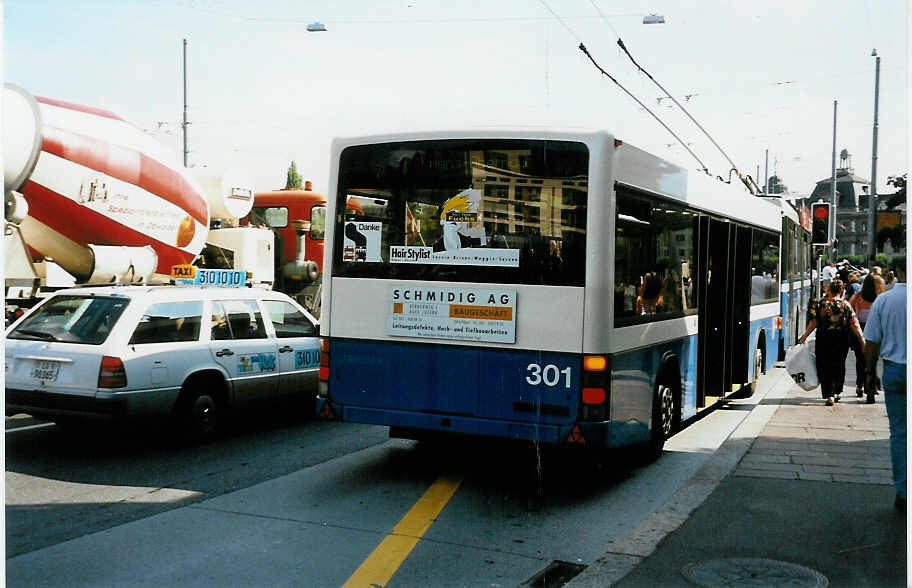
[3,84,323,318]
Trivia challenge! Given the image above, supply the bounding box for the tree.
[876,225,906,251]
[880,173,906,254]
[285,160,302,189]
[885,173,906,210]
[766,175,787,194]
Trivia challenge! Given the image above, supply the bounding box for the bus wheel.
[645,379,677,462]
[749,348,763,397]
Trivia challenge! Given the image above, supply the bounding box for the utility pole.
[867,50,881,262]
[764,149,769,194]
[830,100,838,260]
[182,38,189,168]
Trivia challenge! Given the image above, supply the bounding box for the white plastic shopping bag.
[785,337,818,391]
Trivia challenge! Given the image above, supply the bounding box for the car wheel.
[179,390,218,442]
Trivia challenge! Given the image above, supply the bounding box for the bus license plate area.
[30,360,60,382]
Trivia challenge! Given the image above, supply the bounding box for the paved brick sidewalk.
[734,388,893,486]
[570,353,905,588]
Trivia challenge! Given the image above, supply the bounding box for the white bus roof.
[330,128,781,232]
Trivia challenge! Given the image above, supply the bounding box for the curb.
[564,364,792,588]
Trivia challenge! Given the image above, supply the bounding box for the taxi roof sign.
[171,264,197,279]
[173,267,247,287]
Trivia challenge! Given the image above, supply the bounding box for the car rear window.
[129,301,203,344]
[261,300,317,338]
[8,295,130,345]
[211,300,268,340]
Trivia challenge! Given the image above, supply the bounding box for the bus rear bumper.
[317,398,642,447]
[340,403,568,443]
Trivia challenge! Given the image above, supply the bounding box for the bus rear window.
[333,139,588,286]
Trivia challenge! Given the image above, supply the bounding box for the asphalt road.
[6,394,767,586]
[5,413,389,559]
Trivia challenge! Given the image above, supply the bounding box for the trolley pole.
[867,51,881,263]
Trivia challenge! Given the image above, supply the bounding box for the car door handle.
[216,349,234,357]
[279,346,294,353]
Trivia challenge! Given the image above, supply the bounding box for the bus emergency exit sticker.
[387,286,516,343]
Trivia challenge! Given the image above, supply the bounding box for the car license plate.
[30,360,60,382]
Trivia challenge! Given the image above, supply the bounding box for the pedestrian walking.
[797,279,865,406]
[848,274,886,398]
[821,261,837,289]
[863,256,906,512]
[846,271,862,298]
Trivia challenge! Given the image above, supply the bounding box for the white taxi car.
[5,279,320,440]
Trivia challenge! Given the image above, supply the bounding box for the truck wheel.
[304,261,319,283]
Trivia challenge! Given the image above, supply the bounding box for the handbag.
[785,336,818,391]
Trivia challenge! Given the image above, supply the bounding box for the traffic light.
[811,202,831,245]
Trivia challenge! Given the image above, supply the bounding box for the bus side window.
[614,187,696,325]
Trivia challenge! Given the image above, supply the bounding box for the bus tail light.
[582,387,606,404]
[777,316,783,330]
[580,354,609,421]
[98,356,127,388]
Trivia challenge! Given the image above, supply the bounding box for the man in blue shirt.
[864,255,907,512]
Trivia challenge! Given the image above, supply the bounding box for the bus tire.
[749,347,763,397]
[645,372,679,462]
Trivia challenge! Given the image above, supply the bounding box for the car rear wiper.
[11,329,59,341]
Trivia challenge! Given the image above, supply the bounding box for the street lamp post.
[182,38,189,168]
[867,49,881,263]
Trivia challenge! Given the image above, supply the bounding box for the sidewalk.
[570,356,906,587]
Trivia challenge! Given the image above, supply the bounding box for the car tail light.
[98,356,127,388]
[319,338,330,382]
[580,354,608,421]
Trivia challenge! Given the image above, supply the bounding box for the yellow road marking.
[343,474,463,588]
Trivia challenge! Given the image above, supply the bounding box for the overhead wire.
[160,0,641,26]
[589,1,758,193]
[537,0,712,175]
[576,45,711,175]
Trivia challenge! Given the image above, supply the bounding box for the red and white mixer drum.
[3,83,210,281]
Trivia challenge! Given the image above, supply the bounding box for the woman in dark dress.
[797,279,866,406]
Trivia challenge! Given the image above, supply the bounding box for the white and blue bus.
[316,130,791,458]
[761,196,813,360]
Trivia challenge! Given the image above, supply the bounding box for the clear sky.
[3,0,908,198]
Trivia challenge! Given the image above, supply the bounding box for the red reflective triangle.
[319,401,336,420]
[566,425,586,445]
